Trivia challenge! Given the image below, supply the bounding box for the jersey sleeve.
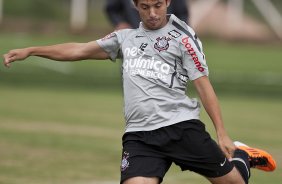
[179,28,209,81]
[96,32,121,61]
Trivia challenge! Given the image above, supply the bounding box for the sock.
[231,149,251,184]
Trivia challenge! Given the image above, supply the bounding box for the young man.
[3,0,276,184]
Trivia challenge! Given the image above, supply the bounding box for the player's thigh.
[206,167,245,184]
[123,176,159,184]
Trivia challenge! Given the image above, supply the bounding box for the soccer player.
[3,0,276,184]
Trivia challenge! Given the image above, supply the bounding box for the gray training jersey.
[97,14,209,132]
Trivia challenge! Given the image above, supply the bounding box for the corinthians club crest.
[121,151,130,172]
[154,36,171,52]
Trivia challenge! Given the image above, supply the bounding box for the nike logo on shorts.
[220,158,227,167]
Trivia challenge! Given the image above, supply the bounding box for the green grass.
[0,87,124,184]
[0,86,281,184]
[204,40,282,97]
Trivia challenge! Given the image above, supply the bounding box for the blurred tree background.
[1,0,282,38]
[1,0,110,37]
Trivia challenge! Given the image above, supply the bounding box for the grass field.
[0,87,281,184]
[0,33,281,184]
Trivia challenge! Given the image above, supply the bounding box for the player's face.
[135,0,171,30]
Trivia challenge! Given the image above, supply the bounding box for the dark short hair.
[133,0,168,6]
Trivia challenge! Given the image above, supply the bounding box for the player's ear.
[166,0,171,7]
[132,0,137,7]
[132,0,138,10]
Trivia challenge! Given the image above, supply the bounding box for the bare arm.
[3,41,110,67]
[193,76,235,159]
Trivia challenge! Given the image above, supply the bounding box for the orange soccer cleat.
[234,141,276,172]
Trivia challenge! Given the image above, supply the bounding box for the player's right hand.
[217,133,236,160]
[3,48,30,68]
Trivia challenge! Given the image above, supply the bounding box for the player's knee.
[207,167,246,184]
[122,176,159,184]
